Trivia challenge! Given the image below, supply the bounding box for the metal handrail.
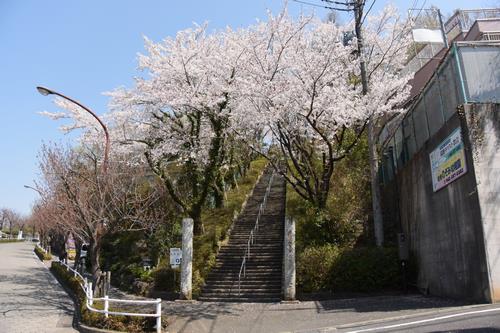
[237,171,275,295]
[57,260,162,332]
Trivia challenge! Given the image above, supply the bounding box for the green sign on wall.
[429,127,468,192]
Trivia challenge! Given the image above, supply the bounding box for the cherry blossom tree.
[233,6,413,210]
[40,5,413,238]
[105,24,255,235]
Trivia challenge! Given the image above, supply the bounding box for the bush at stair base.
[297,245,403,294]
[50,261,162,332]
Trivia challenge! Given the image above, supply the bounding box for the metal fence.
[379,42,500,184]
[58,260,162,333]
[403,42,445,75]
[445,9,500,34]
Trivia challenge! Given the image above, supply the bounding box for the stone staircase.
[199,169,285,302]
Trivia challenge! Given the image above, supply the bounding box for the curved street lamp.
[23,184,42,195]
[36,86,110,174]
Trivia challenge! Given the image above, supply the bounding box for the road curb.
[78,323,122,333]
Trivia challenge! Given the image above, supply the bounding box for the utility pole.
[292,0,385,246]
[353,0,384,246]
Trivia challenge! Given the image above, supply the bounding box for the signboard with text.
[429,127,467,192]
[170,248,182,268]
[66,235,76,260]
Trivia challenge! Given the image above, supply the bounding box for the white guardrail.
[238,171,275,295]
[58,260,162,333]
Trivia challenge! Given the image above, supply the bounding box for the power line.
[291,0,354,12]
[321,0,357,7]
[361,0,376,25]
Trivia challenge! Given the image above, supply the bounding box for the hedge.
[0,239,24,243]
[34,245,52,261]
[51,261,164,332]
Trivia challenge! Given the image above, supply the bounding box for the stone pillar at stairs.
[181,218,193,300]
[283,217,296,301]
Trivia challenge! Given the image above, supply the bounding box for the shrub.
[152,266,177,292]
[329,247,402,292]
[297,245,402,294]
[297,244,340,292]
[0,239,24,243]
[51,261,162,332]
[34,245,52,261]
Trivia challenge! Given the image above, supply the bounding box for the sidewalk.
[162,294,472,333]
[0,242,76,333]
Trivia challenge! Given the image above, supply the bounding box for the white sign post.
[170,248,182,268]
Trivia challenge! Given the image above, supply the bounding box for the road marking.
[346,307,500,332]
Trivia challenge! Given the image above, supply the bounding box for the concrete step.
[197,296,281,302]
[207,270,282,277]
[200,292,282,298]
[215,259,282,264]
[215,259,282,265]
[204,281,282,287]
[202,288,282,295]
[213,266,281,271]
[216,253,282,258]
[200,168,285,302]
[206,273,282,279]
[218,246,282,251]
[218,249,282,253]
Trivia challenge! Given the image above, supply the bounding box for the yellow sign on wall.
[429,127,468,192]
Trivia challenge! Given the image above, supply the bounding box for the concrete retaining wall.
[381,105,496,302]
[464,103,500,302]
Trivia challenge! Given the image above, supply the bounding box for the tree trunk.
[90,241,102,296]
[213,176,225,208]
[190,206,204,236]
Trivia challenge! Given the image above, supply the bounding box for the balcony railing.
[445,8,500,34]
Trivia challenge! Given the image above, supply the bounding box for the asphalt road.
[0,241,77,333]
[163,295,483,333]
[338,305,500,333]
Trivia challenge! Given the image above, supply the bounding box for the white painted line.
[346,307,500,333]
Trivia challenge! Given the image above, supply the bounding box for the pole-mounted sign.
[170,248,182,268]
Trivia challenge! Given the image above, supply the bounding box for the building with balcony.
[378,8,500,303]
